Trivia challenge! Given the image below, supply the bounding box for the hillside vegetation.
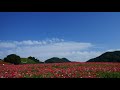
[45,57,71,63]
[87,51,120,62]
[2,50,120,65]
[21,58,38,64]
[1,54,70,65]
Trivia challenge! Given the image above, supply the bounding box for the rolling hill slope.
[87,51,120,62]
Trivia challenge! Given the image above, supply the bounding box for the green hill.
[45,57,71,63]
[21,58,37,64]
[87,51,120,62]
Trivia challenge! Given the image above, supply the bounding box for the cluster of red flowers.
[0,62,120,78]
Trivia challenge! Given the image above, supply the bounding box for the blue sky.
[0,12,120,62]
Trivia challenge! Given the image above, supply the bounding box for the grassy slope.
[21,58,37,64]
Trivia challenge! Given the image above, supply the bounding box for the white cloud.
[0,38,103,62]
[0,42,16,48]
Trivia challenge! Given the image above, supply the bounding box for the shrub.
[4,54,21,65]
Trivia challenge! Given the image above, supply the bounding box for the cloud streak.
[0,38,103,62]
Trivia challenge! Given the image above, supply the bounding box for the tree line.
[1,54,71,65]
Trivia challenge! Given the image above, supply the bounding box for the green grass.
[21,58,37,64]
[97,72,120,78]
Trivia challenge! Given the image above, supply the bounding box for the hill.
[27,56,44,63]
[21,58,38,64]
[87,51,120,62]
[45,57,71,63]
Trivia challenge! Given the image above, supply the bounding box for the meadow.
[0,62,120,78]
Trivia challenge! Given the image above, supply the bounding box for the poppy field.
[0,62,120,78]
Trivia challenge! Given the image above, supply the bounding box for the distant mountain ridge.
[87,51,120,62]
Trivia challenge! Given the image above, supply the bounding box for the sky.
[0,12,120,62]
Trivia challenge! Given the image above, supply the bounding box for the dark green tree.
[4,54,21,65]
[28,56,40,63]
